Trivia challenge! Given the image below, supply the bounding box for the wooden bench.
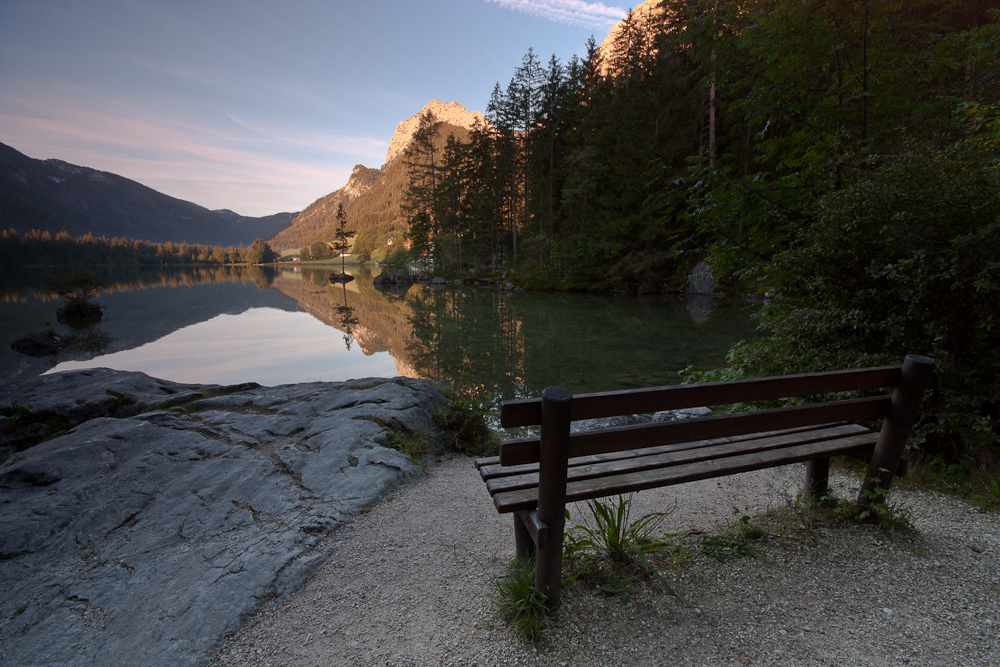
[474,354,934,610]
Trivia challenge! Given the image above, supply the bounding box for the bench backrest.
[498,364,905,466]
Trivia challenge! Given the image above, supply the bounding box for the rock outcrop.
[596,0,668,75]
[384,100,487,166]
[0,369,448,667]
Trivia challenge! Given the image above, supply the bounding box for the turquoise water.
[0,265,758,406]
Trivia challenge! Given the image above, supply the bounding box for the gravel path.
[212,455,999,667]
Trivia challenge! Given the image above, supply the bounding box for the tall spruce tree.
[401,110,444,257]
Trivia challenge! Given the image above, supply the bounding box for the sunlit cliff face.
[383,100,488,166]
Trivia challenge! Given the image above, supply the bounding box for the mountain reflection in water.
[2,265,758,407]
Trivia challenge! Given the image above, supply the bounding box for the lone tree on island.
[332,203,355,276]
[43,270,104,324]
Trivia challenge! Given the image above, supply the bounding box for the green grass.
[700,515,770,562]
[563,495,678,598]
[836,473,915,540]
[385,428,432,468]
[903,455,1000,512]
[494,557,548,641]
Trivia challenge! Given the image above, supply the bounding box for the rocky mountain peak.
[383,100,487,165]
[341,164,384,201]
[596,0,666,74]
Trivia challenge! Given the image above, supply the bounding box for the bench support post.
[514,512,534,562]
[805,458,830,497]
[535,386,572,612]
[858,354,934,510]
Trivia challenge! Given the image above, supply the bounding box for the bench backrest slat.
[499,395,892,466]
[500,365,901,428]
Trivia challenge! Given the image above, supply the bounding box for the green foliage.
[976,472,1000,511]
[2,402,33,425]
[385,428,432,468]
[331,203,355,275]
[433,392,499,458]
[104,390,135,416]
[382,245,409,265]
[494,557,548,642]
[700,515,769,563]
[906,456,1000,512]
[836,478,915,541]
[43,270,103,310]
[244,238,276,265]
[0,402,73,450]
[716,140,1000,464]
[563,495,678,597]
[672,3,1000,469]
[0,228,278,267]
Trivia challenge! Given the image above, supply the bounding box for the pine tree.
[331,203,355,275]
[401,110,444,257]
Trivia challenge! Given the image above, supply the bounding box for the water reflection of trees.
[334,283,359,350]
[0,265,277,302]
[404,289,760,407]
[405,287,528,403]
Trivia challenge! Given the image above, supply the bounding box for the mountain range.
[0,99,484,251]
[268,100,486,254]
[0,141,296,247]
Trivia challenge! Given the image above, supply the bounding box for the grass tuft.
[385,428,432,468]
[563,495,679,598]
[701,515,770,562]
[494,557,548,642]
[836,476,914,540]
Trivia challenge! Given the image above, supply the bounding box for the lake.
[0,265,759,410]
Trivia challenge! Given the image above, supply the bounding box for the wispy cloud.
[0,86,383,215]
[224,113,386,159]
[486,0,627,30]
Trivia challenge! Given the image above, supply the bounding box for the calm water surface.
[0,265,758,409]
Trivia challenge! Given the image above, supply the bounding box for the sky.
[0,0,626,217]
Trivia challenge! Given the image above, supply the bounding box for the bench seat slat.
[476,423,852,480]
[492,433,880,513]
[501,365,901,428]
[486,424,874,495]
[500,396,890,466]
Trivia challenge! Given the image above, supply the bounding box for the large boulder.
[0,369,448,667]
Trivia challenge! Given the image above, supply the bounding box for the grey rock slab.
[0,369,449,667]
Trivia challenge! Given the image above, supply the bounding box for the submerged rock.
[10,331,67,358]
[372,269,412,287]
[686,260,719,296]
[329,272,355,284]
[0,369,448,667]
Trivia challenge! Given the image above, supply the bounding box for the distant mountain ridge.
[0,142,296,246]
[270,100,483,253]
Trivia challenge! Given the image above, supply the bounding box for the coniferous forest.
[402,0,1000,466]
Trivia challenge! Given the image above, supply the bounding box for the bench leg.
[535,386,572,612]
[858,354,934,510]
[805,458,830,498]
[514,512,534,562]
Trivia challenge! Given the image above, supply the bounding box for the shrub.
[716,140,1000,467]
[433,392,499,458]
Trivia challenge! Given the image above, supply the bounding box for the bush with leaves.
[716,137,1000,467]
[433,391,499,458]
